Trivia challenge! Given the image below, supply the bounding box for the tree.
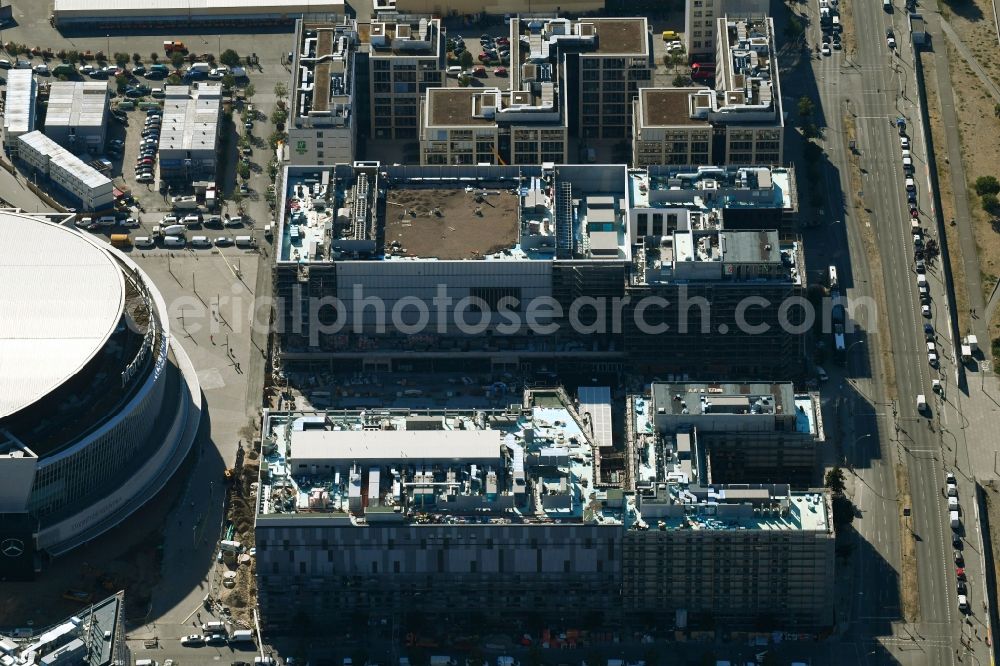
[825,467,846,495]
[784,15,805,42]
[270,107,287,127]
[114,52,129,67]
[132,52,142,65]
[238,162,251,180]
[672,74,691,87]
[983,193,1000,214]
[219,48,241,67]
[243,83,256,101]
[975,175,1000,196]
[274,81,288,100]
[66,50,79,64]
[459,50,474,69]
[267,130,286,150]
[115,73,129,92]
[797,95,815,119]
[170,51,185,70]
[832,495,854,527]
[231,190,245,213]
[221,73,236,91]
[150,52,159,63]
[167,73,182,85]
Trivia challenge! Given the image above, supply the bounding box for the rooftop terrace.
[293,21,356,124]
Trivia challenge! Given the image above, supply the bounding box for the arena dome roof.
[0,213,125,420]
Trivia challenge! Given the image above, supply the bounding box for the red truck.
[163,40,187,54]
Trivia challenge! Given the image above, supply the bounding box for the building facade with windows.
[368,16,446,140]
[573,17,651,139]
[288,19,359,166]
[684,0,769,58]
[15,131,114,211]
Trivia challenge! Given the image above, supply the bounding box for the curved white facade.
[0,212,201,556]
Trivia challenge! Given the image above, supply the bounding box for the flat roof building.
[367,15,447,140]
[158,83,222,185]
[634,16,784,167]
[626,389,833,628]
[256,387,833,632]
[272,161,804,378]
[3,70,37,157]
[15,131,114,210]
[396,0,604,13]
[52,0,345,30]
[289,19,358,166]
[44,81,110,154]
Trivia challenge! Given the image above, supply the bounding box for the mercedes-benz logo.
[1,538,25,558]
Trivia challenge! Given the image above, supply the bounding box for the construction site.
[383,187,520,260]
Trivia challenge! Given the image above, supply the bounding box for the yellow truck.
[110,234,131,248]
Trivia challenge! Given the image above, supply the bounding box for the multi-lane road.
[804,0,996,662]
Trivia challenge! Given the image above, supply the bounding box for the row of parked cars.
[135,109,162,184]
[180,622,255,647]
[945,472,973,614]
[819,0,843,55]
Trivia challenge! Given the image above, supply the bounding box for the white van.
[161,215,178,226]
[949,496,959,511]
[135,236,154,248]
[183,214,200,227]
[75,217,93,228]
[254,658,275,666]
[97,215,117,227]
[883,0,892,10]
[201,621,227,633]
[832,15,841,30]
[235,235,255,248]
[190,236,211,248]
[950,509,961,529]
[135,660,157,666]
[163,236,185,248]
[229,629,254,643]
[447,65,463,77]
[224,216,243,227]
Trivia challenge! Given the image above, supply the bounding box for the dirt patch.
[920,50,973,339]
[896,462,919,622]
[844,111,897,398]
[932,7,1000,341]
[982,480,1000,619]
[840,0,859,58]
[384,188,519,259]
[216,454,260,628]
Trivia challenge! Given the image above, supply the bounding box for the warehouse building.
[15,131,114,211]
[2,70,37,157]
[0,211,200,562]
[158,83,223,185]
[255,388,834,632]
[273,161,803,377]
[44,81,110,155]
[52,0,345,31]
[288,19,359,166]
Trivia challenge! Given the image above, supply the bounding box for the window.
[694,41,702,48]
[694,10,702,16]
[652,213,663,236]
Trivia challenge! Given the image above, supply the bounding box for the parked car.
[493,66,508,76]
[181,635,205,647]
[137,173,154,183]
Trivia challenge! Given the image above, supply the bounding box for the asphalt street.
[804,0,995,662]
